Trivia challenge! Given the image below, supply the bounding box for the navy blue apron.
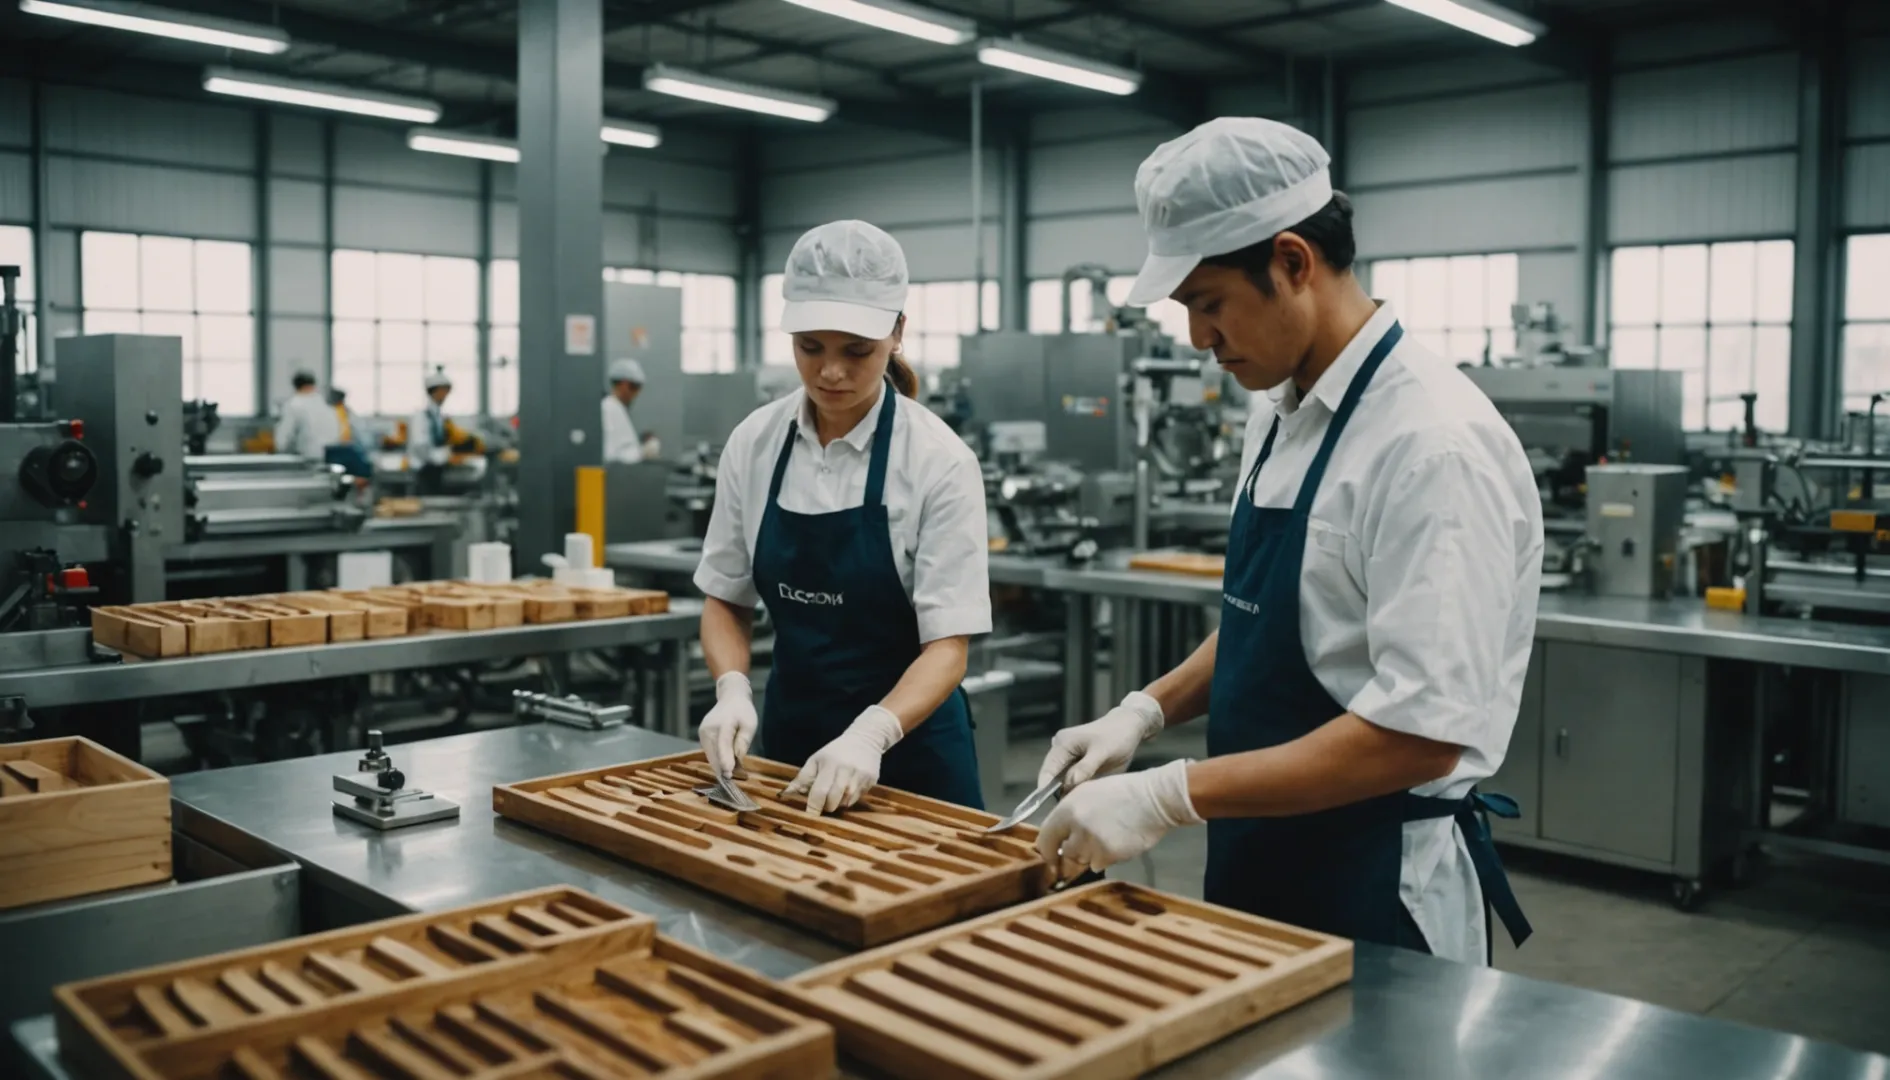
[752,383,984,809]
[1204,320,1532,956]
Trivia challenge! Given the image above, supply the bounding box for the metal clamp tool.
[331,729,460,830]
[511,689,632,731]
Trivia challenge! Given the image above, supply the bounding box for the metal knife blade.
[984,774,1063,833]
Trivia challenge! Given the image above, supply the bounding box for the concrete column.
[1000,124,1028,332]
[1789,12,1845,438]
[517,0,605,568]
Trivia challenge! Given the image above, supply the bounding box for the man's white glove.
[782,705,904,814]
[698,672,757,777]
[1036,690,1166,791]
[1035,759,1202,881]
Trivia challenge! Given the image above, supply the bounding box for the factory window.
[608,268,737,374]
[1027,277,1190,345]
[1841,234,1890,415]
[1609,241,1792,431]
[0,225,37,378]
[81,232,255,416]
[1368,253,1519,366]
[488,258,519,418]
[762,274,998,371]
[331,250,480,419]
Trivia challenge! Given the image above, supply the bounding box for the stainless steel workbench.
[11,722,1877,1080]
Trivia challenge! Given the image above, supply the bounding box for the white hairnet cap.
[424,367,453,390]
[1126,117,1333,307]
[780,220,908,339]
[608,358,646,386]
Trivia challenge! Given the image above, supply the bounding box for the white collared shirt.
[695,385,992,644]
[276,390,341,460]
[1234,301,1543,964]
[601,395,643,464]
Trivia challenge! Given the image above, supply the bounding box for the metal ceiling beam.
[998,0,1292,66]
[1205,0,1380,34]
[602,0,742,35]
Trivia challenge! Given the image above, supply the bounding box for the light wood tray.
[1127,552,1226,578]
[495,752,1049,947]
[54,886,834,1080]
[0,736,170,910]
[779,881,1352,1080]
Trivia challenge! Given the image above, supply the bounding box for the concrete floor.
[998,724,1890,1059]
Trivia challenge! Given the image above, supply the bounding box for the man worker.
[1034,117,1542,964]
[323,386,372,480]
[602,357,660,463]
[274,369,341,460]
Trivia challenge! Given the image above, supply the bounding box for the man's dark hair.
[1200,192,1357,297]
[292,372,317,389]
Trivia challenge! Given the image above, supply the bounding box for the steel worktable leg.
[667,637,691,739]
[1063,593,1095,727]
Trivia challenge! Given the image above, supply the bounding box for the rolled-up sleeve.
[912,451,992,643]
[1346,450,1523,748]
[693,435,759,607]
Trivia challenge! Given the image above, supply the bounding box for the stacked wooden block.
[0,737,171,911]
[90,580,669,659]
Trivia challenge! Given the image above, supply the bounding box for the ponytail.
[888,350,918,398]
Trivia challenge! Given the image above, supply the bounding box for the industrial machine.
[1585,463,1690,599]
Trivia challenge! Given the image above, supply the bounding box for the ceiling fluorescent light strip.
[975,38,1140,96]
[20,0,290,53]
[1384,0,1542,47]
[407,129,519,163]
[779,0,974,46]
[203,67,442,124]
[601,119,662,149]
[641,64,835,123]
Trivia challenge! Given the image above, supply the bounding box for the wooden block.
[1128,550,1225,578]
[495,750,1043,947]
[781,881,1354,1080]
[0,737,170,911]
[269,594,367,643]
[90,607,187,659]
[216,601,329,648]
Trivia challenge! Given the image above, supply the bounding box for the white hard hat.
[608,358,646,386]
[424,367,453,391]
[780,220,908,340]
[1126,117,1333,307]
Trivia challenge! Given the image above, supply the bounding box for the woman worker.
[693,220,991,813]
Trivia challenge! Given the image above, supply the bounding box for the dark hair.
[1201,192,1357,297]
[292,372,317,389]
[888,351,918,398]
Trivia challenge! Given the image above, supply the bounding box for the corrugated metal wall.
[1845,37,1890,229]
[0,79,743,407]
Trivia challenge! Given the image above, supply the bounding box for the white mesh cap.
[424,367,453,390]
[780,220,909,340]
[607,357,646,386]
[1126,117,1333,307]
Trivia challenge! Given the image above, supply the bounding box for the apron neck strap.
[768,379,900,508]
[1292,320,1404,516]
[1242,416,1283,504]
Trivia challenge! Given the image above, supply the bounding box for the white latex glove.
[1035,759,1202,881]
[698,672,757,777]
[782,705,904,814]
[1036,690,1166,791]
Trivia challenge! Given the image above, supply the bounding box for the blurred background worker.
[407,367,481,495]
[694,220,991,814]
[602,357,660,463]
[274,369,340,461]
[323,386,372,480]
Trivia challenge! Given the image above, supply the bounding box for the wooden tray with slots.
[1127,551,1226,578]
[53,886,834,1080]
[0,737,171,910]
[494,752,1049,947]
[779,881,1352,1080]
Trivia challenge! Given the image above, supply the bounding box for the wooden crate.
[779,881,1352,1080]
[0,737,171,911]
[54,886,833,1080]
[495,753,1048,947]
[1127,552,1225,578]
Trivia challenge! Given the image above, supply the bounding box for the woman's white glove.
[1035,690,1166,791]
[782,705,904,814]
[698,672,757,777]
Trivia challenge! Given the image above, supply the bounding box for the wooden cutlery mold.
[53,887,834,1080]
[494,752,1049,947]
[778,881,1352,1080]
[0,736,171,910]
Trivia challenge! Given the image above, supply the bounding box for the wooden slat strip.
[257,961,327,1008]
[509,905,578,936]
[389,1014,490,1072]
[1009,915,1219,993]
[291,1036,376,1080]
[472,915,543,954]
[891,953,1105,1044]
[0,768,29,798]
[169,976,250,1026]
[133,984,196,1037]
[217,969,293,1017]
[532,987,675,1072]
[351,1025,460,1080]
[970,928,1185,1010]
[305,952,393,993]
[664,1011,742,1054]
[4,760,72,792]
[846,968,1064,1063]
[436,1004,536,1063]
[427,924,502,964]
[1046,905,1248,979]
[1145,912,1299,961]
[930,941,1137,1028]
[804,985,1025,1078]
[658,966,790,1038]
[228,1046,283,1080]
[544,902,603,928]
[594,960,694,1014]
[368,937,452,978]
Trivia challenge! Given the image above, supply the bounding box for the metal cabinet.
[1841,673,1890,830]
[1540,644,1690,865]
[1487,648,1543,842]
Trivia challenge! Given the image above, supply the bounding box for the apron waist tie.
[1398,789,1534,950]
